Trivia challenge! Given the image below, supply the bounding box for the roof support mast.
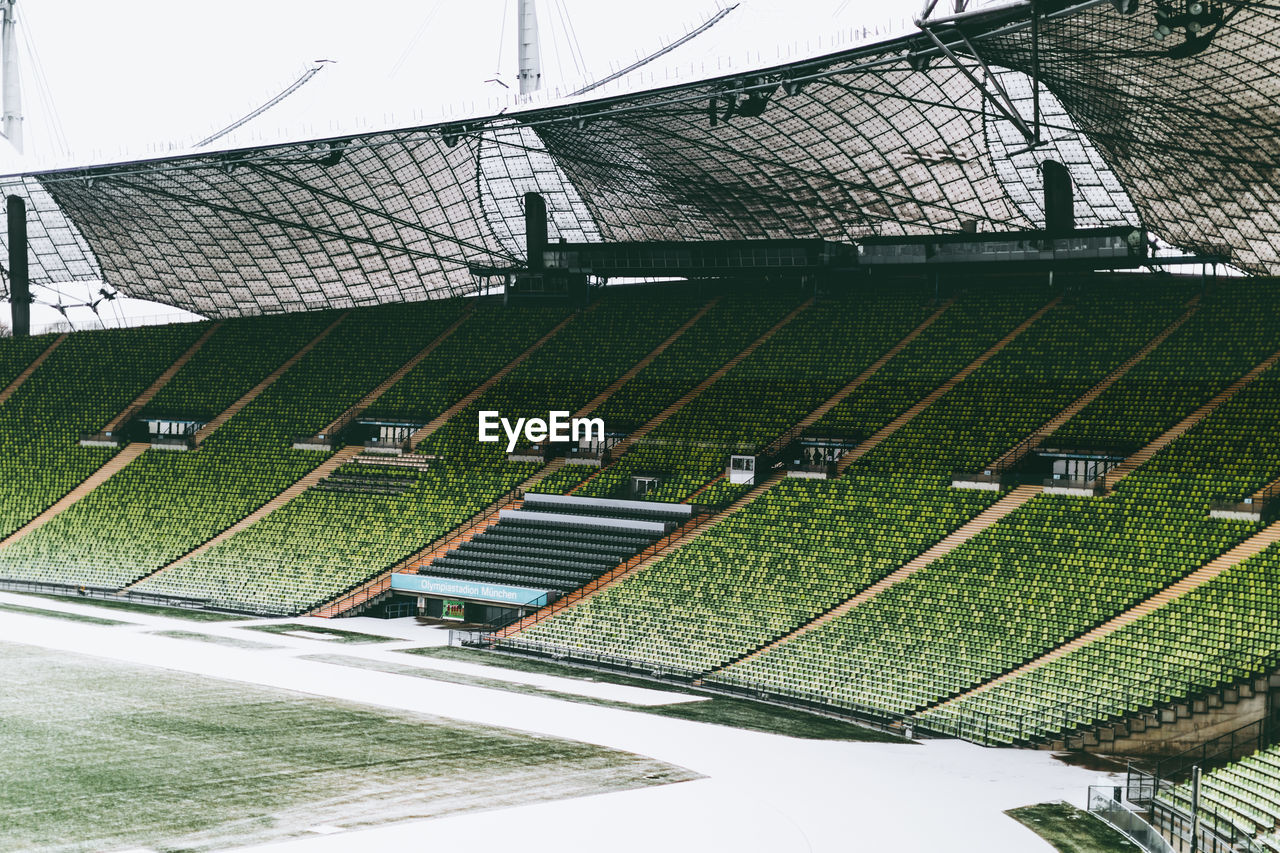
[517,0,542,98]
[0,0,20,154]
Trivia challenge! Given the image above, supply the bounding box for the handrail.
[1129,766,1269,853]
[319,573,394,617]
[479,634,911,734]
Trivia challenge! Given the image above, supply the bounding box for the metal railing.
[1129,767,1268,853]
[1090,785,1178,853]
[468,634,910,735]
[1152,717,1275,782]
[0,577,276,616]
[316,574,394,618]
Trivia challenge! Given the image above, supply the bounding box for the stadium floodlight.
[1150,0,1224,50]
[780,79,806,97]
[736,90,773,118]
[440,124,472,148]
[906,51,933,72]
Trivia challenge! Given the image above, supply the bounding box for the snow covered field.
[0,591,1118,852]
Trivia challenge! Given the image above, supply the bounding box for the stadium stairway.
[0,443,151,550]
[194,311,350,446]
[982,296,1203,475]
[97,322,224,437]
[836,295,1063,474]
[705,484,1045,676]
[406,313,578,451]
[1248,472,1280,505]
[298,303,474,446]
[122,445,364,590]
[0,333,67,406]
[758,298,957,460]
[1103,344,1280,491]
[418,493,687,599]
[497,472,786,638]
[923,517,1280,732]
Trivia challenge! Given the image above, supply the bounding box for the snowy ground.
[0,591,1119,852]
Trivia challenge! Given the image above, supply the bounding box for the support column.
[7,193,28,338]
[524,191,547,270]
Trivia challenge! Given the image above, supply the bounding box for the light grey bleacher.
[522,492,692,521]
[417,494,691,605]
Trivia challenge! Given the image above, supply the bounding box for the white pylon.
[0,0,21,154]
[517,0,542,98]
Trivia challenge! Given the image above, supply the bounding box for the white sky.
[9,0,922,167]
[3,0,925,331]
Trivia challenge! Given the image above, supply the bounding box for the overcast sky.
[3,0,925,331]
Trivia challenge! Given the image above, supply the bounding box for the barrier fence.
[0,577,281,616]
[1126,766,1268,853]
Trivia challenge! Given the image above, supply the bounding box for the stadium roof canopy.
[1,0,1277,318]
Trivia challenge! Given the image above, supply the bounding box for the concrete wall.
[1083,676,1280,759]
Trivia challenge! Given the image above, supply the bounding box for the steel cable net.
[532,60,1036,241]
[11,131,522,318]
[979,0,1280,273]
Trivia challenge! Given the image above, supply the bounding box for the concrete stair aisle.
[0,443,151,550]
[836,296,1063,474]
[100,322,224,434]
[759,298,957,459]
[311,460,569,617]
[987,297,1202,473]
[926,518,1280,717]
[194,311,350,446]
[1104,344,1280,491]
[497,471,787,639]
[311,303,474,440]
[122,445,364,589]
[707,484,1044,674]
[0,333,68,406]
[407,314,577,450]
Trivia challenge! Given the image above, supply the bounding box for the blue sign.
[391,573,551,607]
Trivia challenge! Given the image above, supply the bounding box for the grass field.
[0,640,699,853]
[1007,803,1141,853]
